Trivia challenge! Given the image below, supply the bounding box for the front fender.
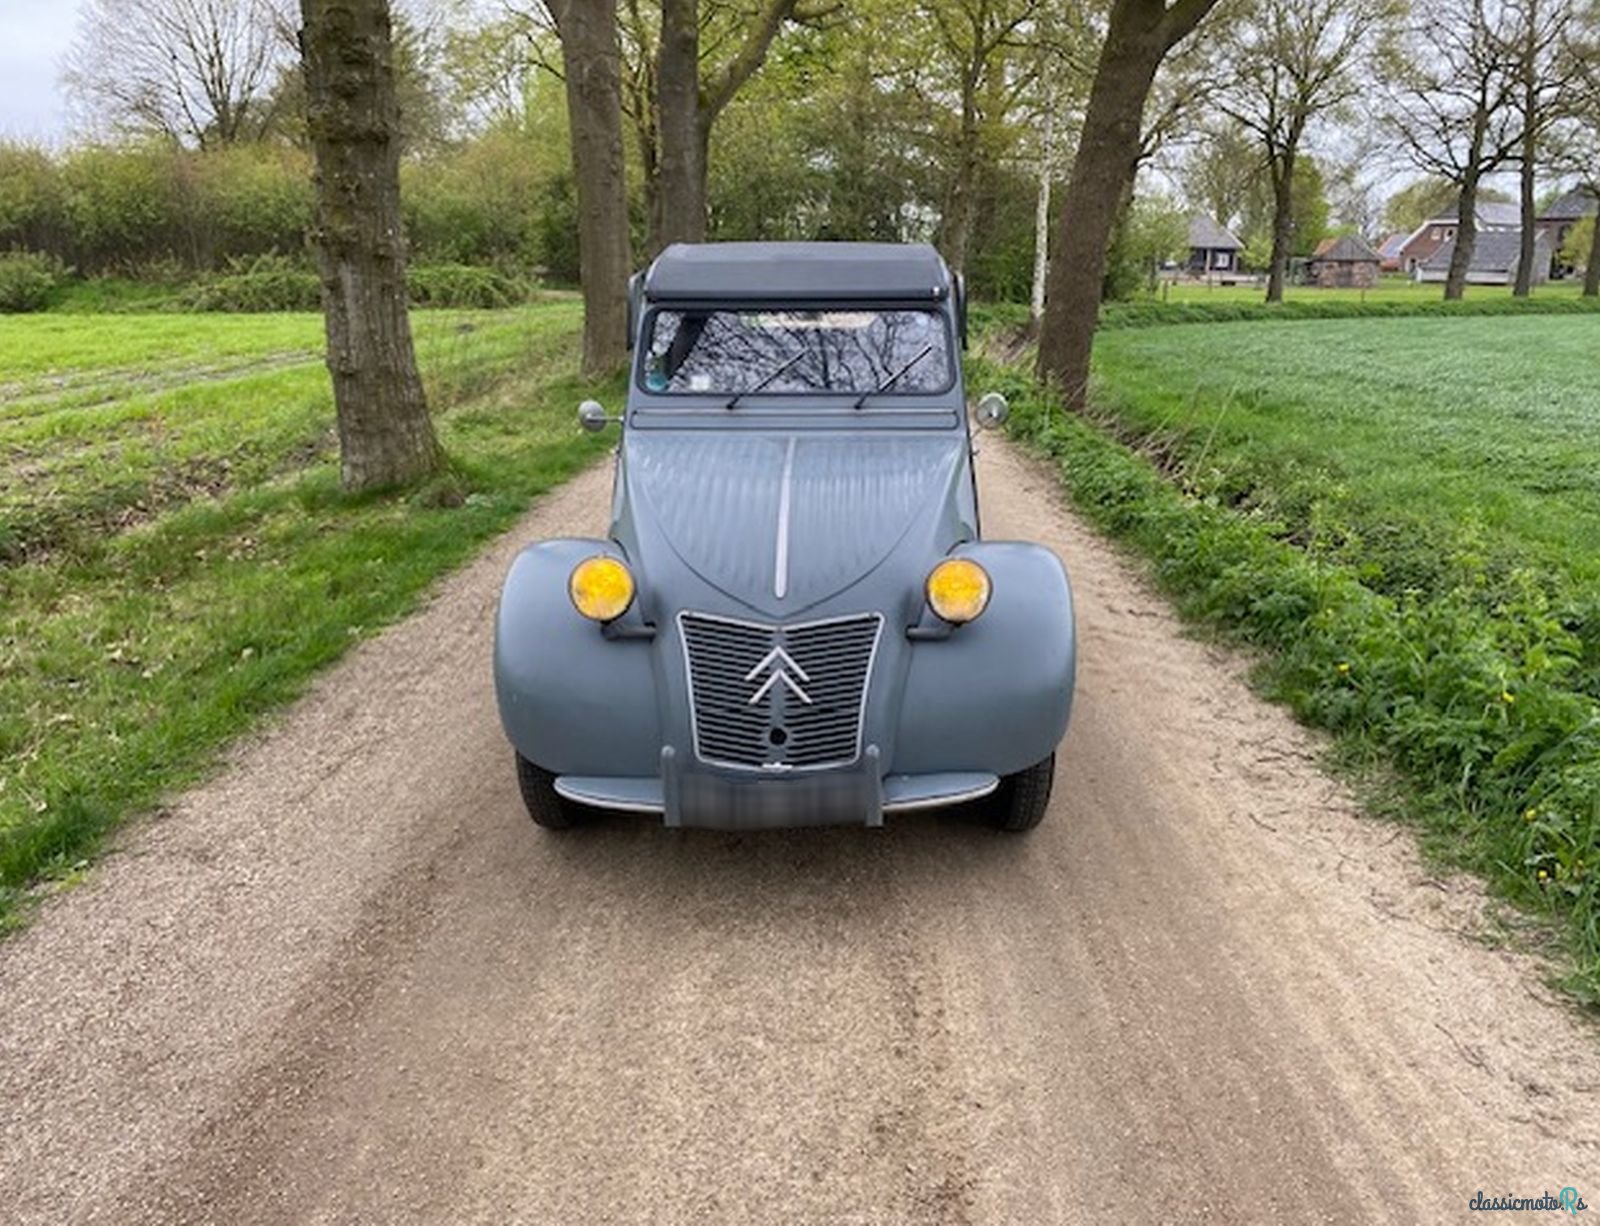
[892,541,1075,778]
[494,538,661,775]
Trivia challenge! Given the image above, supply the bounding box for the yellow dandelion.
[1501,691,1516,704]
[1537,869,1549,881]
[1336,662,1351,674]
[1524,808,1538,823]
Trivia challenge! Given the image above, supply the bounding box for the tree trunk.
[553,0,632,376]
[1036,4,1169,409]
[1585,212,1600,297]
[1444,175,1478,301]
[1513,148,1536,296]
[1266,150,1296,304]
[654,0,705,252]
[941,69,982,275]
[1513,0,1538,297]
[1030,97,1056,324]
[644,0,795,253]
[299,0,440,492]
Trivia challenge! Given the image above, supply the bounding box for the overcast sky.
[1,0,86,144]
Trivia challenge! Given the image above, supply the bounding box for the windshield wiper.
[852,345,934,409]
[724,352,806,410]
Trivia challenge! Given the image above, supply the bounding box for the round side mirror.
[578,400,612,432]
[974,391,1009,429]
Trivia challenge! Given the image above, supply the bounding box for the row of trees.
[1381,0,1600,298]
[30,0,1600,480]
[1175,0,1600,302]
[49,2,1600,305]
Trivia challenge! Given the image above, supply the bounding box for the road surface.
[3,438,1597,1224]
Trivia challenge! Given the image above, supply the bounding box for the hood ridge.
[627,433,963,616]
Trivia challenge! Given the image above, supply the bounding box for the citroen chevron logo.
[745,645,812,706]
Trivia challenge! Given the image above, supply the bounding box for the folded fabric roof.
[644,242,952,302]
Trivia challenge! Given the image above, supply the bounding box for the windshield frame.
[631,303,959,404]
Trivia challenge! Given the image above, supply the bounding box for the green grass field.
[0,302,609,919]
[1153,275,1589,305]
[991,310,1600,999]
[1092,316,1600,596]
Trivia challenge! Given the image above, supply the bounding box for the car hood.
[623,432,966,617]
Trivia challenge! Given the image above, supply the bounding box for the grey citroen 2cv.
[494,242,1075,832]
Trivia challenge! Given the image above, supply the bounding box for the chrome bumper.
[554,745,997,830]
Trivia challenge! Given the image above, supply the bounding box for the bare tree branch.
[64,0,292,147]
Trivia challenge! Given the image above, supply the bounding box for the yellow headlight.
[925,557,991,624]
[569,556,635,622]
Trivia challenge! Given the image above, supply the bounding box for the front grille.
[679,612,882,770]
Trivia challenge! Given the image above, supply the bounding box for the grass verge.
[1,304,613,924]
[974,345,1600,1005]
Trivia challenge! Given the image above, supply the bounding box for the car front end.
[494,241,1075,831]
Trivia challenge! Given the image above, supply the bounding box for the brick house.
[1534,188,1599,277]
[1376,233,1408,272]
[1397,200,1519,272]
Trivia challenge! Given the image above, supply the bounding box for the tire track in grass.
[1,310,583,565]
[0,350,324,420]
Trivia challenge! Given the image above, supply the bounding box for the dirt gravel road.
[4,437,1598,1225]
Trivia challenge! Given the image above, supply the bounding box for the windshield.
[640,309,953,397]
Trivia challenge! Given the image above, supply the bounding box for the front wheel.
[984,754,1055,832]
[515,754,586,829]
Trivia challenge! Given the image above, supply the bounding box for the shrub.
[60,144,182,272]
[181,254,320,312]
[0,145,67,253]
[0,250,68,312]
[1562,216,1594,274]
[407,264,529,309]
[179,258,532,312]
[190,145,314,265]
[529,172,581,285]
[1103,197,1189,302]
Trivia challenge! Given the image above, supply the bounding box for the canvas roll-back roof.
[643,241,953,303]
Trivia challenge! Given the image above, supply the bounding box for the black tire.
[984,754,1055,832]
[515,754,586,829]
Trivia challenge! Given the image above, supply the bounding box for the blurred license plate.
[676,771,878,829]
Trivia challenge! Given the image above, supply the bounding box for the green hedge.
[180,255,320,312]
[406,264,529,309]
[176,258,534,313]
[968,296,1600,338]
[1099,296,1600,329]
[0,137,574,279]
[980,356,1600,1003]
[0,250,67,312]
